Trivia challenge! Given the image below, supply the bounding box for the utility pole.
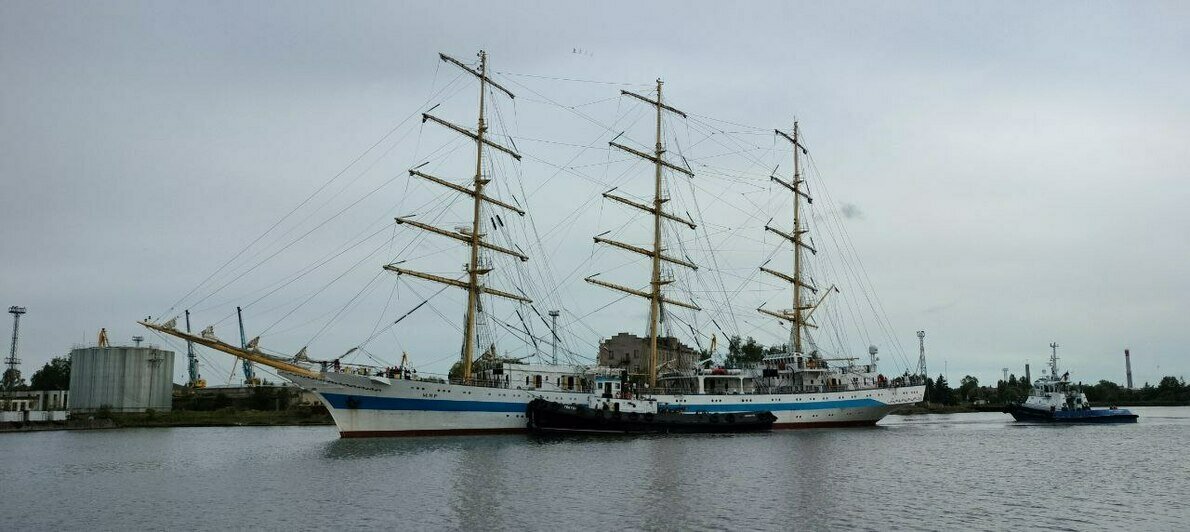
[548,310,560,365]
[5,306,26,391]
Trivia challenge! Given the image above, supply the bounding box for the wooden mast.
[586,80,698,388]
[387,51,529,382]
[760,121,835,355]
[789,122,804,354]
[647,79,664,389]
[463,51,489,383]
[140,52,528,383]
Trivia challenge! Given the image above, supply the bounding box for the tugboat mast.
[1049,341,1060,378]
[585,79,699,388]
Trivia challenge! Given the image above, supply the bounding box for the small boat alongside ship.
[526,397,777,434]
[1004,344,1138,424]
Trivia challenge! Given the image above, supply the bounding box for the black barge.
[526,398,777,434]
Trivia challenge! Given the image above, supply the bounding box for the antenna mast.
[917,330,927,377]
[385,51,530,382]
[4,306,25,391]
[586,80,699,388]
[1049,341,1060,377]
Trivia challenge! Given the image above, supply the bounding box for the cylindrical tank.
[68,346,174,412]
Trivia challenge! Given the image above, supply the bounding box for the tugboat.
[526,396,777,434]
[1004,343,1138,423]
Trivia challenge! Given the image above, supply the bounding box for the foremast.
[585,80,699,388]
[759,122,837,356]
[385,51,530,382]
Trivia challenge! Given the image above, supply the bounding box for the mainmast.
[385,51,530,382]
[759,122,836,355]
[585,80,699,388]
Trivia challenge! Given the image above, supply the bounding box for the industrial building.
[68,344,174,413]
[0,390,69,423]
[598,332,698,376]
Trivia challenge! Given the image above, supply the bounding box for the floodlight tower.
[916,330,927,377]
[5,306,26,390]
[548,310,561,365]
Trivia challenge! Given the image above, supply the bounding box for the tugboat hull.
[1004,404,1138,423]
[527,398,777,434]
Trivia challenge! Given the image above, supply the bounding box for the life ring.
[725,413,736,423]
[709,414,721,423]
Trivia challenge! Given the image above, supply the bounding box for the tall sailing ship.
[142,51,925,437]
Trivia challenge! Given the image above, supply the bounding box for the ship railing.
[446,378,593,394]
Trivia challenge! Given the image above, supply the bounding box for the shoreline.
[890,402,1188,416]
[6,403,1185,432]
[1,409,334,433]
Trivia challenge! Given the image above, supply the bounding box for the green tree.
[1,367,26,391]
[30,356,70,390]
[958,375,979,402]
[724,336,765,368]
[932,374,953,405]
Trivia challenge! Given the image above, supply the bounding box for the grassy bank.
[104,408,334,428]
[2,408,333,433]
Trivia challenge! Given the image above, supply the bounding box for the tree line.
[926,373,1189,406]
[1,356,70,392]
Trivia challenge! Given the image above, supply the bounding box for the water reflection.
[3,409,1188,530]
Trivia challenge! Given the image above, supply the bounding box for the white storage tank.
[68,345,174,412]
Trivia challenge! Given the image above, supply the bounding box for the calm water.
[2,408,1188,531]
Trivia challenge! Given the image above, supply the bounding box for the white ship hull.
[285,372,924,437]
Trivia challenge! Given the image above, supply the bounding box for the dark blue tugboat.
[1003,343,1138,424]
[527,397,777,434]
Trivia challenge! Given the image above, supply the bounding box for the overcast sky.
[2,1,1187,389]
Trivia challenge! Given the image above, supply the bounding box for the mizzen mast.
[759,122,835,355]
[385,51,530,382]
[585,80,699,388]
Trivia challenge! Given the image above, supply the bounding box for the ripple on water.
[1,408,1188,530]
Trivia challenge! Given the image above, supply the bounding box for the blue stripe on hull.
[322,393,884,413]
[323,393,526,412]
